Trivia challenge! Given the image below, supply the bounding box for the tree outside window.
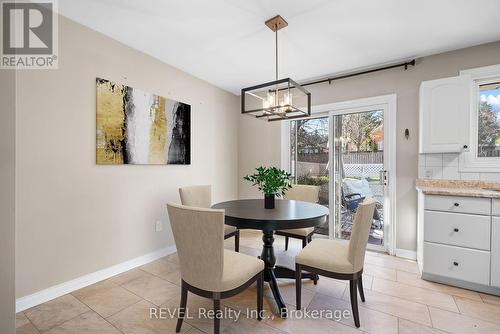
[478,82,500,158]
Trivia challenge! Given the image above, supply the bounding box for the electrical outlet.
[154,220,163,232]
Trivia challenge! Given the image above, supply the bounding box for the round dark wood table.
[212,199,329,317]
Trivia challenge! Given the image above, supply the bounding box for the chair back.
[284,184,320,203]
[166,203,224,291]
[179,185,211,208]
[347,198,376,272]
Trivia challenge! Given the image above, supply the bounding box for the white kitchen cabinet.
[419,75,471,153]
[417,192,500,295]
[493,217,500,288]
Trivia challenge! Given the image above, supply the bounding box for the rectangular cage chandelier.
[241,15,311,122]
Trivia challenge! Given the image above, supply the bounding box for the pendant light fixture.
[241,15,311,121]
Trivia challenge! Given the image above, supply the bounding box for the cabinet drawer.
[424,211,490,250]
[492,217,500,288]
[424,195,491,215]
[493,199,500,216]
[424,242,490,285]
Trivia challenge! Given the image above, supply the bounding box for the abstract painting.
[96,78,191,165]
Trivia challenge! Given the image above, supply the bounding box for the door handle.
[379,170,388,186]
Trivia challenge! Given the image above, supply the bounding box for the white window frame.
[459,64,500,172]
[280,94,397,255]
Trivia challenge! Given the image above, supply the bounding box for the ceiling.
[58,0,500,94]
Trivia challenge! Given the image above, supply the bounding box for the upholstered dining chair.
[179,185,240,252]
[275,184,320,250]
[295,198,376,328]
[167,203,264,334]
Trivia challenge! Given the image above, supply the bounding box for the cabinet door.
[492,217,500,288]
[419,75,471,153]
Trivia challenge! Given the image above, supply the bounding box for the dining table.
[212,199,329,318]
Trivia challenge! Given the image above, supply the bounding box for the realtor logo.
[1,0,58,69]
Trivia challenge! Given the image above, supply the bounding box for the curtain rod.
[300,59,416,88]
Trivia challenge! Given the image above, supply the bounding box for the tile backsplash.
[418,153,500,181]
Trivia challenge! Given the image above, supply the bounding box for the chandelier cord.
[275,23,278,81]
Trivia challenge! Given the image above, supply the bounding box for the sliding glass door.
[289,116,330,237]
[332,110,385,248]
[285,96,395,253]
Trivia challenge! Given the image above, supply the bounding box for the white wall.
[238,41,500,252]
[0,67,16,333]
[15,15,239,298]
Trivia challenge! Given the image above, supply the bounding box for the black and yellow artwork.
[96,78,191,165]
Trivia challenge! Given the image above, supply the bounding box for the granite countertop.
[416,179,500,199]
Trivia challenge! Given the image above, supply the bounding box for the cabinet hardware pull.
[463,145,468,149]
[453,228,459,232]
[453,262,459,266]
[454,203,459,207]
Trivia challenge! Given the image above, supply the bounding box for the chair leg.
[285,236,289,251]
[302,237,307,248]
[295,263,302,310]
[176,282,188,333]
[257,271,263,320]
[213,298,221,334]
[234,230,240,252]
[349,279,360,328]
[358,275,365,302]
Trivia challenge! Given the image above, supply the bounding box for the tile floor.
[16,230,500,334]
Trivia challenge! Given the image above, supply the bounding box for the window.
[459,64,500,172]
[477,81,500,158]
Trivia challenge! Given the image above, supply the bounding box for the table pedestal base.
[260,230,318,318]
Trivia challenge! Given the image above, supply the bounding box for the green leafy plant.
[243,166,293,197]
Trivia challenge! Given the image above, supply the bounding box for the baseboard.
[16,244,177,312]
[395,248,417,260]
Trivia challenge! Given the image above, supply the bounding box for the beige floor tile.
[44,311,121,334]
[16,312,30,329]
[360,274,374,290]
[342,289,432,326]
[271,280,316,308]
[265,307,363,334]
[72,279,141,318]
[186,328,206,334]
[222,285,279,317]
[307,293,398,334]
[396,270,482,301]
[163,252,180,265]
[163,294,234,334]
[140,259,181,285]
[24,294,90,331]
[108,268,150,286]
[429,306,500,334]
[480,293,500,306]
[221,317,285,334]
[398,319,447,334]
[16,322,40,334]
[122,272,179,306]
[364,253,419,274]
[303,276,347,299]
[238,246,262,258]
[454,296,500,325]
[109,299,191,334]
[362,264,397,281]
[371,278,459,312]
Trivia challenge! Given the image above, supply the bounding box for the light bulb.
[283,92,290,105]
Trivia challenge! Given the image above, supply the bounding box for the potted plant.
[243,166,293,209]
